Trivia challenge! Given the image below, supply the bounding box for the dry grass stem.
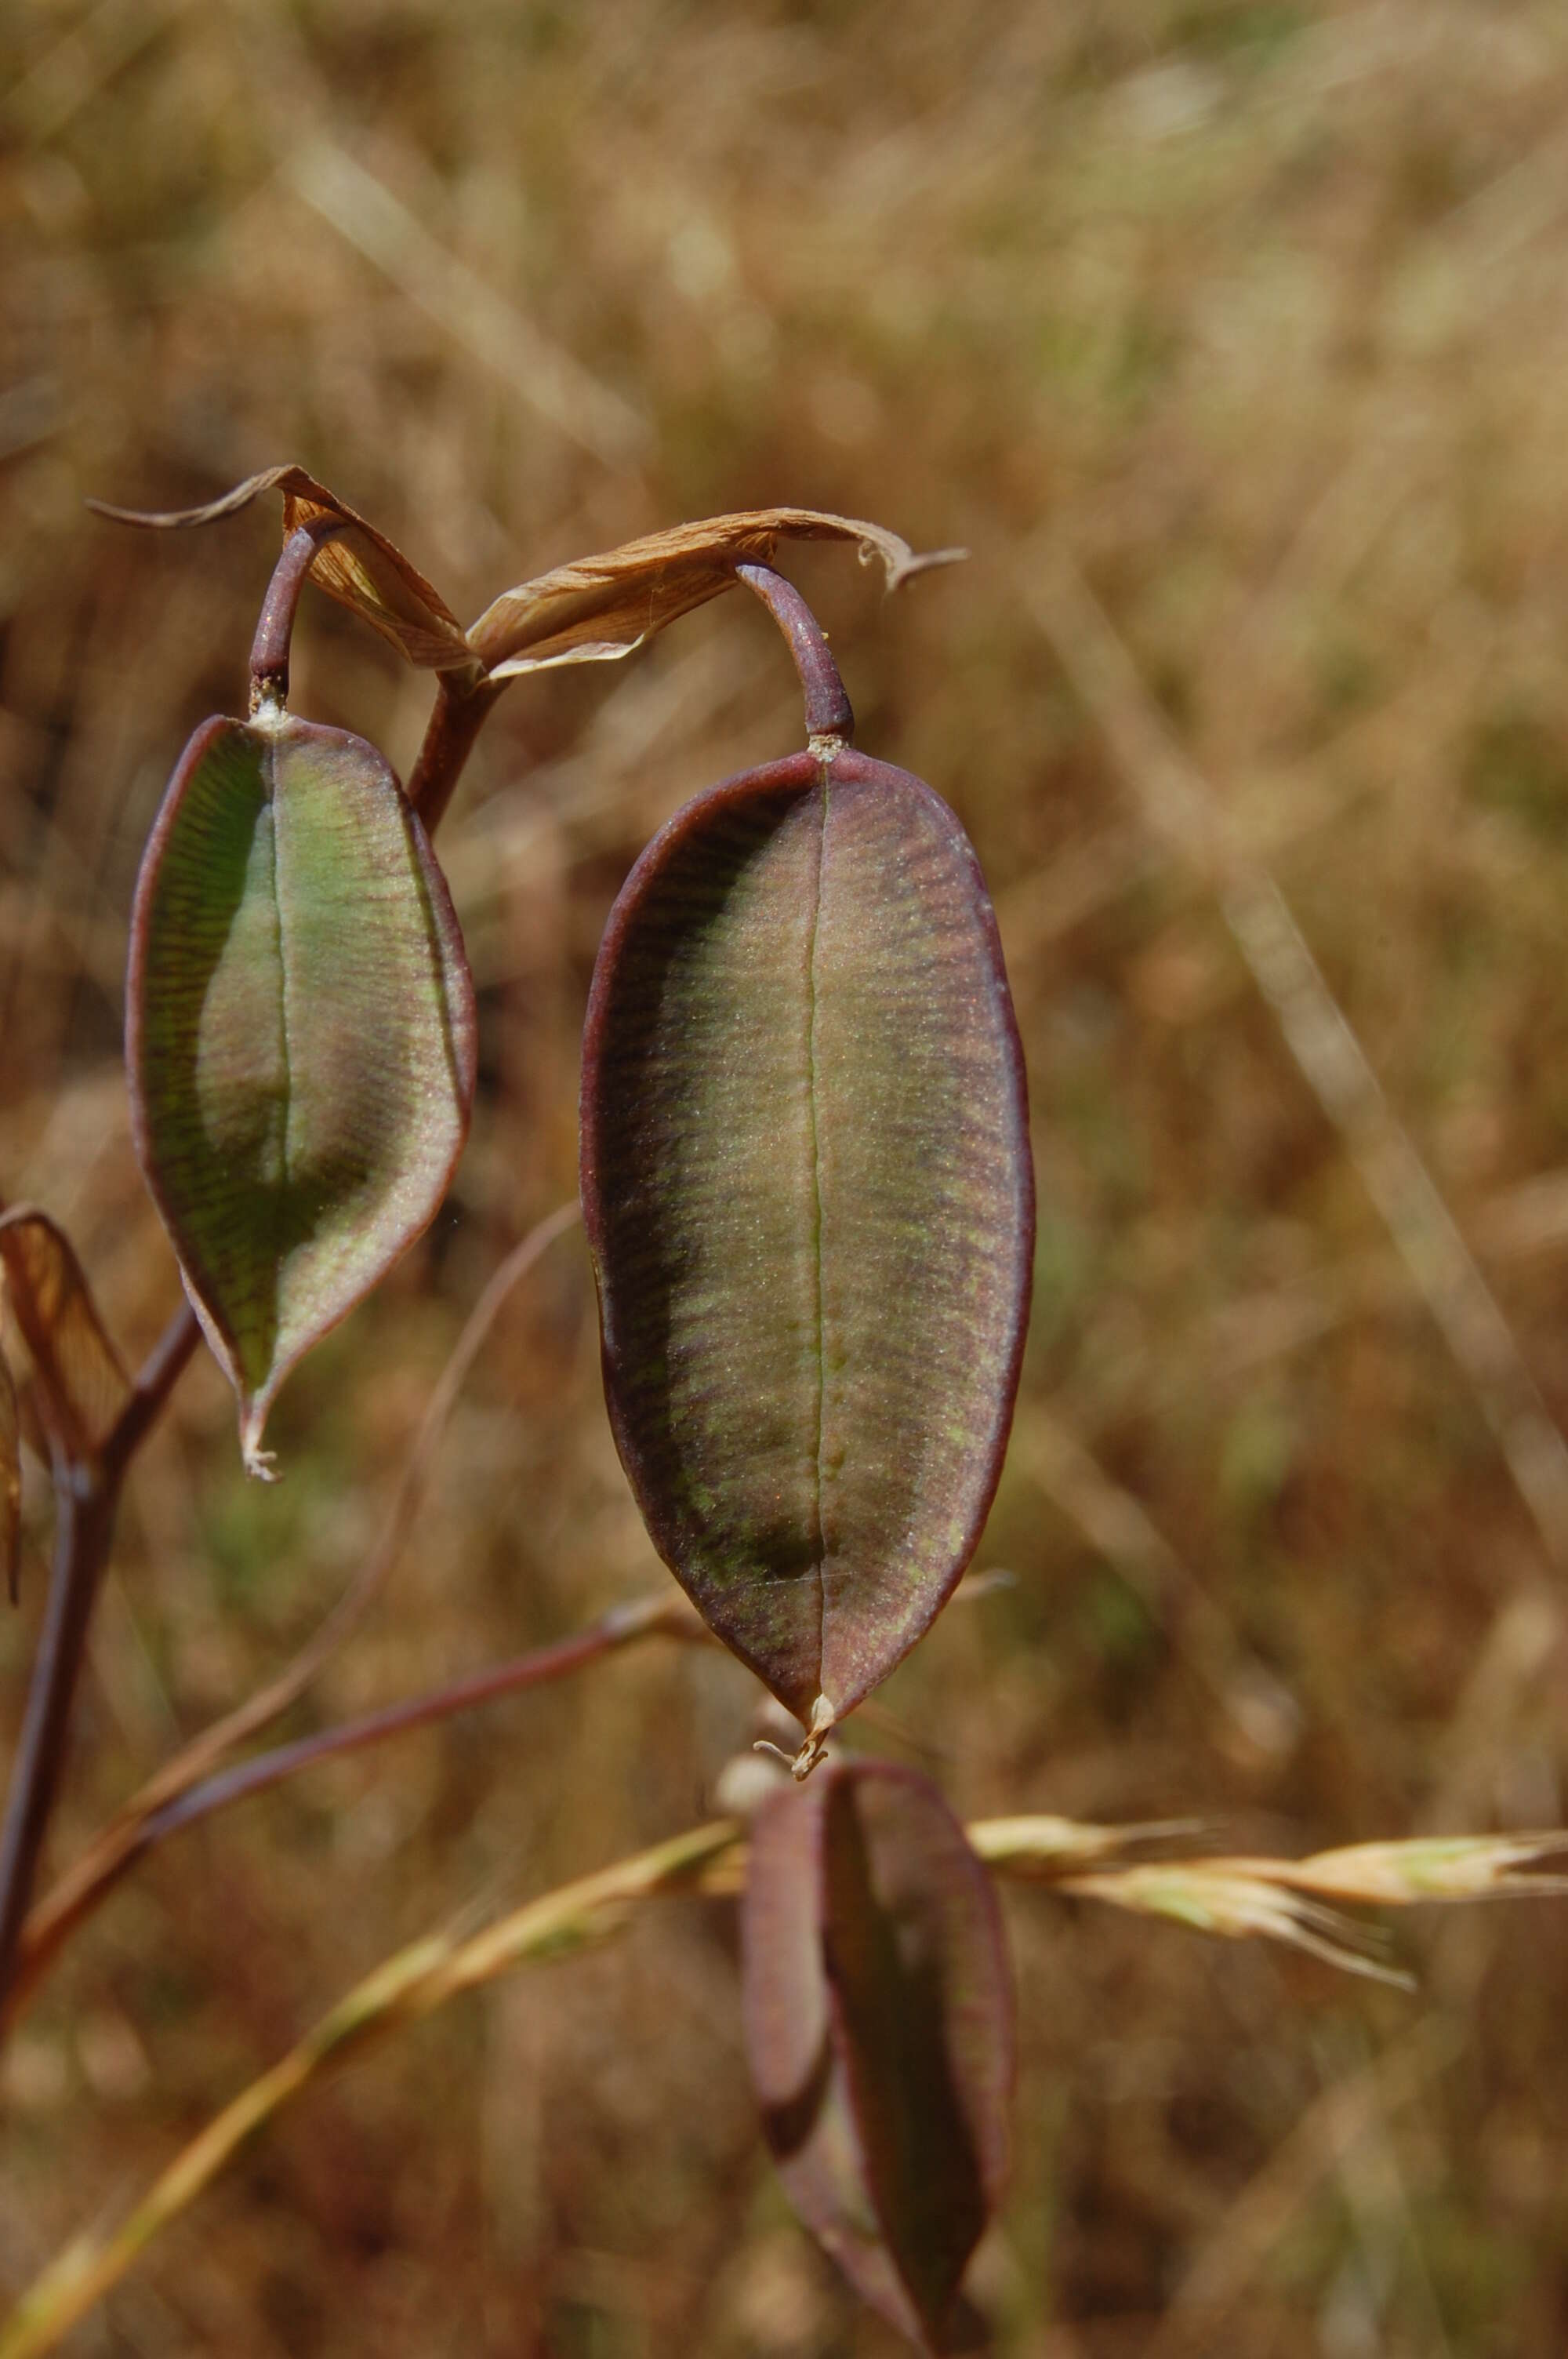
[0,1820,744,2359]
[1146,2020,1462,2359]
[285,141,652,468]
[2,1201,581,2034]
[1007,1407,1301,1760]
[1028,545,1568,1585]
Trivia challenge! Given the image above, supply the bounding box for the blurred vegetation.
[5,0,1568,2350]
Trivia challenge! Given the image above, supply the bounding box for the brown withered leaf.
[467,509,965,678]
[742,1761,1014,2353]
[0,1336,20,1603]
[89,467,473,672]
[0,1209,132,1467]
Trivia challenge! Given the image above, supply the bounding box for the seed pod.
[127,711,476,1474]
[581,722,1033,1742]
[742,1759,1014,2351]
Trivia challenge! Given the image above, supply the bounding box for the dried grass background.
[5,1,1568,2351]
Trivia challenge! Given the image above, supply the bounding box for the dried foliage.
[0,1212,130,1467]
[92,468,472,671]
[469,510,960,677]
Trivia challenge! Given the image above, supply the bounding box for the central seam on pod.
[803,767,831,1669]
[266,754,296,1205]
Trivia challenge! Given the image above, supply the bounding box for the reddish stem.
[735,563,855,743]
[151,1599,694,1844]
[248,517,349,714]
[5,1595,702,2028]
[406,671,506,830]
[0,1300,201,2014]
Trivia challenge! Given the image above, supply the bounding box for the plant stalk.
[0,1472,118,2006]
[0,1303,199,2016]
[405,668,506,830]
[4,1583,698,2030]
[735,562,855,743]
[148,1594,697,1842]
[4,1201,579,2033]
[248,518,349,713]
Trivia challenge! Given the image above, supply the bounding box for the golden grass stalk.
[984,1823,1568,1987]
[1027,546,1568,1584]
[1203,1831,1568,1905]
[1055,1864,1414,1988]
[0,1819,744,2359]
[966,1814,1206,1874]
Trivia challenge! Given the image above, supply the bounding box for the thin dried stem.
[147,1197,580,1764]
[0,1299,199,2018]
[405,670,506,830]
[2,1202,581,2036]
[735,562,855,743]
[154,1594,702,1841]
[100,1302,201,1481]
[1028,543,1568,1582]
[0,1474,118,2018]
[6,1585,702,2023]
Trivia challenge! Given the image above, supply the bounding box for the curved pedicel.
[735,562,855,743]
